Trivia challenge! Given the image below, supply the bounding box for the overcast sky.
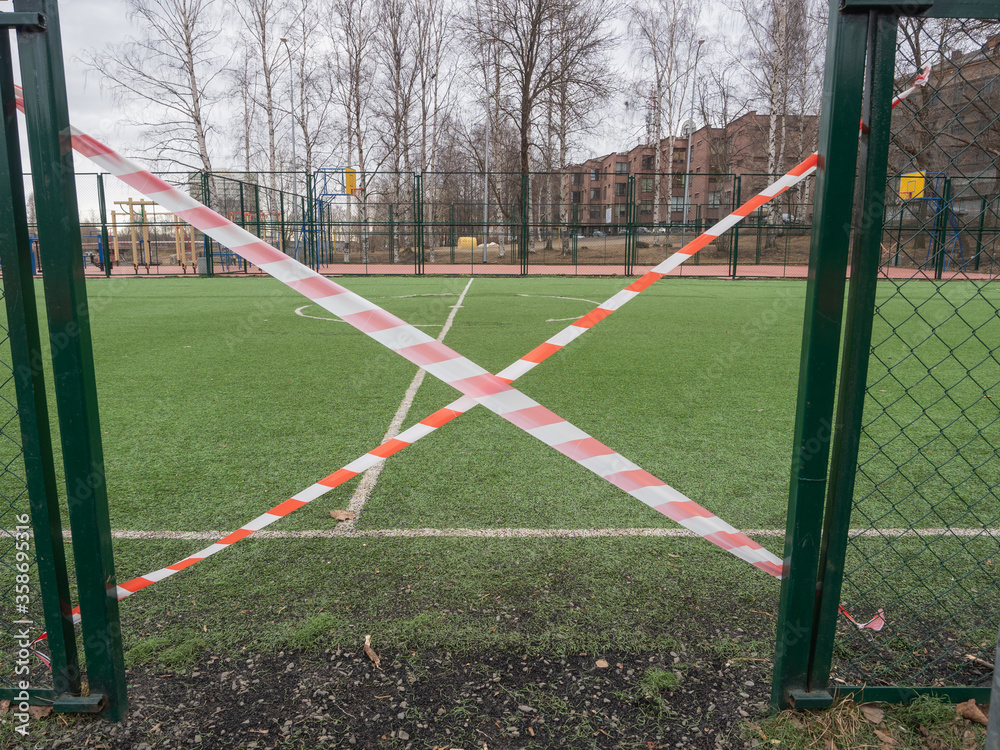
[4,1,747,176]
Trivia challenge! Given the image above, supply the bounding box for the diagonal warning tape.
[16,88,783,647]
[20,60,928,642]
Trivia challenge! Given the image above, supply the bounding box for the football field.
[22,274,1000,669]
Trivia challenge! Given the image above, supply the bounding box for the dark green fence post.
[202,172,214,275]
[413,173,424,275]
[279,189,285,255]
[389,202,396,264]
[933,178,950,280]
[731,175,741,278]
[974,196,986,272]
[97,173,111,277]
[520,173,529,275]
[254,183,261,243]
[0,27,82,704]
[449,203,455,264]
[809,12,897,695]
[625,174,636,275]
[238,182,248,273]
[770,1,868,712]
[15,0,128,719]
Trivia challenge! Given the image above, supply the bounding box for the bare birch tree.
[86,0,225,172]
[463,0,617,177]
[627,0,700,227]
[230,0,291,194]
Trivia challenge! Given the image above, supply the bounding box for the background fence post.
[15,0,128,719]
[731,175,741,278]
[97,173,111,277]
[770,1,868,712]
[520,173,529,275]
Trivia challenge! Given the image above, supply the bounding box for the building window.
[615,182,626,197]
[589,208,601,220]
[641,155,654,170]
[672,174,684,189]
[708,191,721,207]
[590,188,600,200]
[572,173,582,185]
[617,205,627,218]
[640,177,653,193]
[590,169,599,181]
[615,162,628,174]
[640,201,653,215]
[571,191,581,204]
[671,196,686,211]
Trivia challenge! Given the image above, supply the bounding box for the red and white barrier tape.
[16,89,783,648]
[21,62,930,643]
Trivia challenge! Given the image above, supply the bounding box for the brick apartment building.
[561,111,819,232]
[889,33,1000,217]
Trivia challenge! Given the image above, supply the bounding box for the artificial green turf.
[362,277,807,531]
[8,275,994,534]
[84,276,471,530]
[104,534,781,665]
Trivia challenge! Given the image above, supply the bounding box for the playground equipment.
[83,229,105,271]
[111,197,201,273]
[111,198,153,273]
[314,167,366,263]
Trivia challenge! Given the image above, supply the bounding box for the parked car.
[593,230,606,237]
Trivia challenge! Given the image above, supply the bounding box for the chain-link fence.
[0,279,50,696]
[832,16,1000,693]
[25,166,824,279]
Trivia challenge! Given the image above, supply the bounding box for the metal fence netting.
[833,17,1000,690]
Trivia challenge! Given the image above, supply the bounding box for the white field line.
[60,527,1000,541]
[339,278,476,530]
[294,305,442,327]
[515,294,601,305]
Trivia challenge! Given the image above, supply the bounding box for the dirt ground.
[10,617,775,749]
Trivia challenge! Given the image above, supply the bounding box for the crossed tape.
[16,61,931,642]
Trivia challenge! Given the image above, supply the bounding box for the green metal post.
[307,179,317,271]
[755,208,763,264]
[572,205,579,268]
[933,178,950,280]
[0,27,82,701]
[974,196,985,272]
[238,182,247,273]
[809,13,897,695]
[625,174,636,275]
[389,202,396,264]
[770,1,868,712]
[520,173,529,275]
[693,204,701,265]
[413,173,424,275]
[15,0,128,719]
[97,173,111,276]
[202,172,214,275]
[254,183,261,243]
[279,189,285,255]
[449,203,455,264]
[731,175,741,278]
[895,196,905,267]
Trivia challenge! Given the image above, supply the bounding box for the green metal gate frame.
[772,0,997,711]
[0,0,127,719]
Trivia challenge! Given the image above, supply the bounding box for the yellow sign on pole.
[899,171,925,200]
[345,168,357,195]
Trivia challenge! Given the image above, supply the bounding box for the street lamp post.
[280,38,298,193]
[280,37,299,261]
[681,39,705,245]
